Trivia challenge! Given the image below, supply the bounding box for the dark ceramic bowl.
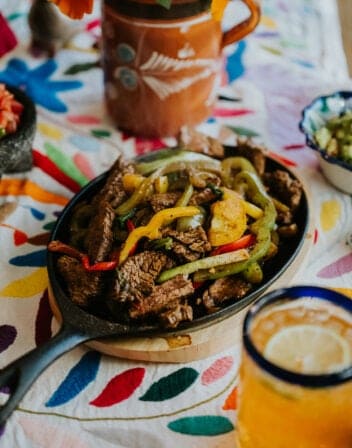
[47,150,311,337]
[0,85,36,176]
[299,91,352,194]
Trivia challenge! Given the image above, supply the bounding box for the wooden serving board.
[49,167,314,363]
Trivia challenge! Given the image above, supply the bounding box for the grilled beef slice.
[233,139,266,176]
[189,187,218,205]
[159,302,193,328]
[110,251,174,303]
[129,275,194,320]
[178,127,224,159]
[263,169,303,211]
[163,226,211,262]
[150,192,180,213]
[84,201,115,263]
[57,255,104,307]
[92,156,135,208]
[202,277,252,312]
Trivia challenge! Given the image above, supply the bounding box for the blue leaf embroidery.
[0,58,83,113]
[9,249,46,267]
[46,351,101,407]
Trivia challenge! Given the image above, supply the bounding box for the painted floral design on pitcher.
[114,40,219,101]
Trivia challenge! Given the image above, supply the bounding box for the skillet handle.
[0,325,90,427]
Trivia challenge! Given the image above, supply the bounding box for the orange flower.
[211,0,229,21]
[49,0,94,19]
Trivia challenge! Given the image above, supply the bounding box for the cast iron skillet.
[0,148,309,426]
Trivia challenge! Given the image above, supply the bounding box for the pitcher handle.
[221,0,261,48]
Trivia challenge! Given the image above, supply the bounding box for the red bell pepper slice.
[210,234,255,256]
[48,240,117,272]
[126,219,135,233]
[81,254,117,271]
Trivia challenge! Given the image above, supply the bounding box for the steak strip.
[202,277,252,312]
[129,275,194,319]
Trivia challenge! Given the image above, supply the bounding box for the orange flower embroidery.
[49,0,93,19]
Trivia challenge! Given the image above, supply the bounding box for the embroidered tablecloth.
[0,1,351,446]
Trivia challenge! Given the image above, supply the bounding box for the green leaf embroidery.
[139,368,198,401]
[91,129,111,138]
[168,415,234,436]
[226,126,260,137]
[64,62,99,75]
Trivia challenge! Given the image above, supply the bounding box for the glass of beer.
[236,285,352,448]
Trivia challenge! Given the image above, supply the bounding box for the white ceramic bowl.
[299,91,352,194]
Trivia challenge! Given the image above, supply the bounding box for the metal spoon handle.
[0,325,90,427]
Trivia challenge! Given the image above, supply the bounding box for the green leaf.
[91,129,111,138]
[139,368,198,401]
[156,0,172,9]
[226,126,260,137]
[168,415,234,436]
[64,62,99,75]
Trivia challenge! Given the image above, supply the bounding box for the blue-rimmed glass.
[236,285,352,448]
[243,285,352,387]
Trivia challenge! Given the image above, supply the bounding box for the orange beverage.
[236,286,352,448]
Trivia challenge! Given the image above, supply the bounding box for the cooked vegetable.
[48,240,118,271]
[81,255,118,271]
[194,170,276,281]
[115,209,136,229]
[208,187,247,246]
[154,176,169,193]
[176,206,206,232]
[122,173,145,192]
[119,206,199,264]
[243,200,263,219]
[242,261,263,284]
[157,248,250,283]
[136,149,221,175]
[176,183,193,207]
[221,156,257,188]
[116,174,155,216]
[314,111,352,165]
[0,83,24,138]
[210,234,255,256]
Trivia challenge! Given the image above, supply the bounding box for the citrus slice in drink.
[263,324,352,374]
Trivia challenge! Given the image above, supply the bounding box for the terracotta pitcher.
[101,0,261,137]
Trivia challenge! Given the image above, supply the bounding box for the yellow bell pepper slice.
[244,200,263,220]
[154,176,169,194]
[208,188,247,247]
[119,206,199,264]
[122,173,145,193]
